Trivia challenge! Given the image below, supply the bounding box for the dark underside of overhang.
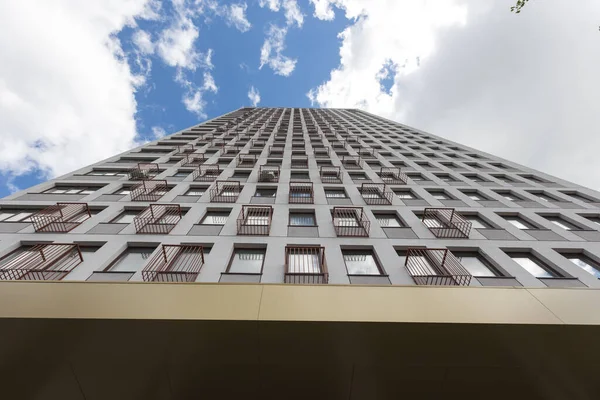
[1,318,599,400]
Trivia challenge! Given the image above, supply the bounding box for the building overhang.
[0,281,599,398]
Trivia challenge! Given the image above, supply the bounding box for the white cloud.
[156,17,200,69]
[0,0,154,181]
[259,24,297,76]
[309,0,335,20]
[151,126,167,139]
[283,0,303,27]
[248,86,261,106]
[308,0,600,190]
[259,0,281,12]
[202,71,218,93]
[132,29,154,54]
[226,3,252,32]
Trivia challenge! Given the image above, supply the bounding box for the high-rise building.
[1,107,599,398]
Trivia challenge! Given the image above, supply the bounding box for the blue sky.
[2,0,600,197]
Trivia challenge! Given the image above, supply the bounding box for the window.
[464,174,486,183]
[0,210,35,222]
[173,171,190,178]
[509,253,558,278]
[461,191,487,201]
[86,170,127,176]
[495,191,522,201]
[563,192,597,203]
[529,191,557,202]
[227,248,265,274]
[374,213,404,227]
[106,247,155,272]
[43,186,99,195]
[254,187,277,198]
[452,252,497,277]
[581,215,600,227]
[325,189,347,199]
[231,170,251,179]
[394,190,416,200]
[492,175,515,183]
[110,210,139,224]
[290,171,310,180]
[463,214,493,229]
[503,215,537,230]
[289,212,316,226]
[343,250,383,275]
[428,190,452,200]
[200,210,230,225]
[349,172,369,181]
[407,173,427,182]
[561,253,600,279]
[436,174,457,182]
[185,187,206,196]
[114,187,132,195]
[543,216,579,231]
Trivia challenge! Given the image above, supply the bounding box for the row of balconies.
[0,243,470,286]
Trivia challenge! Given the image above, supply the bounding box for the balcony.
[422,208,472,238]
[236,205,273,236]
[236,154,257,168]
[341,155,363,170]
[31,203,91,233]
[174,144,195,156]
[291,156,309,169]
[379,167,408,185]
[332,207,370,237]
[405,248,472,286]
[180,153,205,167]
[131,180,168,202]
[133,204,182,234]
[222,145,241,156]
[360,183,393,205]
[320,166,342,184]
[0,244,82,281]
[251,139,266,148]
[359,148,377,158]
[269,146,284,157]
[284,245,328,284]
[141,244,204,282]
[314,147,330,158]
[258,165,280,182]
[128,163,159,181]
[289,181,314,204]
[192,164,221,182]
[210,180,241,203]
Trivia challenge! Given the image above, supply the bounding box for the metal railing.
[142,244,204,282]
[130,180,168,202]
[359,147,377,158]
[258,165,280,182]
[314,147,330,158]
[236,205,273,235]
[0,244,83,281]
[222,145,241,156]
[320,166,342,184]
[360,183,393,205]
[210,180,241,203]
[379,167,408,185]
[289,181,314,204]
[422,208,472,238]
[284,245,328,284]
[192,164,221,182]
[133,204,182,234]
[31,203,91,233]
[174,144,195,155]
[341,155,363,170]
[237,153,257,167]
[128,163,159,181]
[332,207,370,237]
[291,156,309,169]
[269,146,284,156]
[252,139,266,148]
[405,248,472,286]
[180,153,205,167]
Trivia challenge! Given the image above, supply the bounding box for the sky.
[0,0,599,198]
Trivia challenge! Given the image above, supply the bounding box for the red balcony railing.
[128,163,159,181]
[130,180,168,202]
[222,145,241,156]
[236,205,273,236]
[0,244,83,281]
[142,244,204,282]
[284,245,328,284]
[180,153,205,167]
[341,155,363,170]
[289,181,314,204]
[192,164,221,182]
[359,147,377,158]
[379,167,408,185]
[319,166,342,184]
[422,208,472,239]
[360,183,393,205]
[236,153,257,167]
[332,207,370,237]
[210,180,241,203]
[174,144,195,155]
[133,204,182,234]
[258,165,280,182]
[31,203,91,233]
[405,248,472,286]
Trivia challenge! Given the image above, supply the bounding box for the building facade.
[1,107,600,398]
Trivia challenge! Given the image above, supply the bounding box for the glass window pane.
[375,214,402,227]
[567,257,600,279]
[0,212,16,222]
[512,257,554,278]
[109,248,154,272]
[289,213,316,226]
[288,253,321,274]
[112,212,137,224]
[343,251,381,275]
[229,249,264,273]
[506,218,531,230]
[454,255,496,277]
[201,211,230,225]
[185,189,205,196]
